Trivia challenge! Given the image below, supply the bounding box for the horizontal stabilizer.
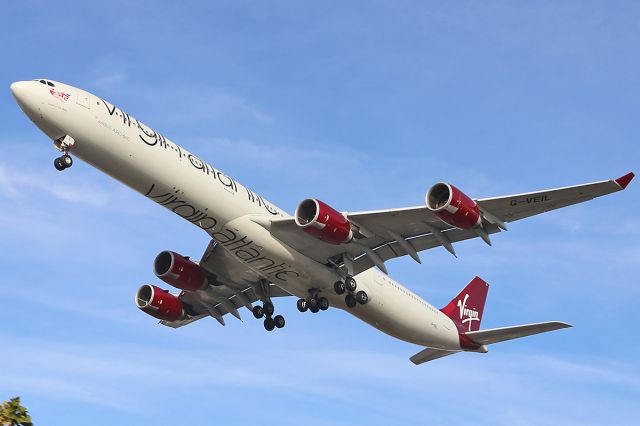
[410,347,459,365]
[465,321,571,345]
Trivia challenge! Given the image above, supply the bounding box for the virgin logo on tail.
[457,294,480,331]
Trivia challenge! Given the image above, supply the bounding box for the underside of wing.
[264,173,633,276]
[159,240,292,328]
[267,207,501,276]
[477,172,634,222]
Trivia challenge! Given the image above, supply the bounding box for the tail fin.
[440,276,489,332]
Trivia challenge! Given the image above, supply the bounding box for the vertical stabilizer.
[440,276,489,332]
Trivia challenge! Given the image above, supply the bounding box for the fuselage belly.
[12,80,461,350]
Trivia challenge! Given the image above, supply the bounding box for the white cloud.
[0,163,146,213]
[1,334,636,424]
[4,286,140,326]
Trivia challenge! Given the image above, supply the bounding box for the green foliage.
[0,397,33,426]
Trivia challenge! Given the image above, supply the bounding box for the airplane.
[10,78,634,364]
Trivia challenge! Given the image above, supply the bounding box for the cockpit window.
[33,79,55,87]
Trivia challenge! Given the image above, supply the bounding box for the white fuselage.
[11,80,462,350]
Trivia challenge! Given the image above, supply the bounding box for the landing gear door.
[76,89,91,109]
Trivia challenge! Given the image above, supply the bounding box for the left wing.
[266,172,634,275]
[160,240,292,328]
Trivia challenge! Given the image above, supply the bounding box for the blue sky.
[1,1,639,424]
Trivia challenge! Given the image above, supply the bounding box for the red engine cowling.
[295,198,353,245]
[135,284,184,322]
[426,183,481,229]
[154,250,207,291]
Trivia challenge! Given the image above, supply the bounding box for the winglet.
[615,172,635,189]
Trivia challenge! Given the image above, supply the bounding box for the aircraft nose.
[10,81,28,101]
[10,80,42,119]
[10,81,37,112]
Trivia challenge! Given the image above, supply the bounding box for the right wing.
[266,173,634,276]
[476,173,634,222]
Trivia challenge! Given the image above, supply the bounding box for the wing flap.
[268,214,502,276]
[465,321,571,345]
[159,283,292,328]
[349,222,502,275]
[160,313,208,329]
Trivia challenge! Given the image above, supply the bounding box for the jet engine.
[295,198,353,245]
[135,284,184,322]
[154,250,207,291]
[426,183,481,229]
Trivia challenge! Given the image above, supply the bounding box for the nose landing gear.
[53,135,75,171]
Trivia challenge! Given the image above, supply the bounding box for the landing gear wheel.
[334,281,346,295]
[309,305,320,313]
[62,154,73,168]
[264,317,275,331]
[318,297,329,311]
[54,157,65,171]
[273,315,285,328]
[355,291,369,305]
[307,298,318,312]
[345,293,357,308]
[252,305,264,319]
[345,276,357,292]
[263,302,274,317]
[296,299,308,312]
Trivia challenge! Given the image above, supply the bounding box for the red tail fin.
[440,276,489,332]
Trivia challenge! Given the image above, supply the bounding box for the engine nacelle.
[154,250,207,291]
[426,183,481,229]
[295,198,353,245]
[135,284,184,322]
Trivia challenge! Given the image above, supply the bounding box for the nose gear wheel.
[53,135,75,171]
[54,154,73,171]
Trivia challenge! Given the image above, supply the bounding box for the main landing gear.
[296,293,329,314]
[334,276,368,309]
[251,280,285,332]
[53,135,75,172]
[252,302,285,331]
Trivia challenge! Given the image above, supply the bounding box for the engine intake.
[135,284,184,322]
[426,183,481,229]
[154,250,207,291]
[295,198,353,245]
